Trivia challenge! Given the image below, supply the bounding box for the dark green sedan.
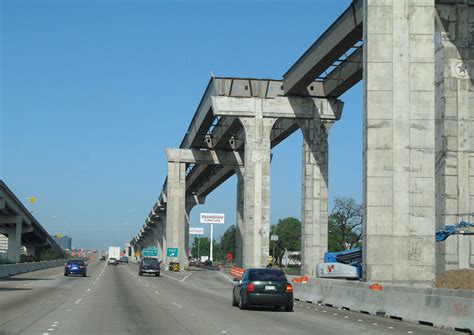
[232,268,293,311]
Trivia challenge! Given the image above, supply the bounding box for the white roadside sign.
[200,213,225,224]
[189,227,204,235]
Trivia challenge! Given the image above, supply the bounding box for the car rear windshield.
[248,269,286,282]
[143,258,158,266]
[67,260,84,265]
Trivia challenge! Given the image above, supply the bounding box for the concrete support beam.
[7,223,22,263]
[435,2,474,273]
[166,148,244,166]
[298,120,335,276]
[212,96,342,120]
[165,161,187,268]
[363,0,436,286]
[240,115,277,268]
[235,168,244,267]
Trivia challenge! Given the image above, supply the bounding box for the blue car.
[64,260,87,277]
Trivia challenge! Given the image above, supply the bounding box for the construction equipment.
[318,215,474,279]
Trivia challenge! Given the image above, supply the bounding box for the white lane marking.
[357,319,362,322]
[86,288,91,292]
[66,309,72,312]
[47,329,54,331]
[93,282,96,285]
[333,313,338,315]
[407,332,414,334]
[42,333,50,335]
[344,316,349,319]
[314,308,318,311]
[53,322,59,324]
[221,331,228,334]
[181,272,192,282]
[306,306,310,309]
[155,290,160,295]
[145,284,149,287]
[372,323,378,326]
[75,298,82,304]
[387,327,394,329]
[322,310,327,313]
[51,324,57,327]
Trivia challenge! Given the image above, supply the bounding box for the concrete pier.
[363,0,436,286]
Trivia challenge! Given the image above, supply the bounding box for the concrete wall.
[293,278,474,332]
[435,1,474,273]
[0,260,66,279]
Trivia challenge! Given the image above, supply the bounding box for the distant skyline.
[1,0,361,250]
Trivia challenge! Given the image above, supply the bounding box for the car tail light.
[247,283,255,293]
[80,266,86,269]
[286,284,293,293]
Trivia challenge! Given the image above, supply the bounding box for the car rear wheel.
[83,274,86,277]
[64,273,68,276]
[285,303,293,312]
[239,293,246,310]
[232,293,238,307]
[155,273,160,277]
[139,272,143,276]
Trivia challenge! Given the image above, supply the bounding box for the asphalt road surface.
[0,262,462,335]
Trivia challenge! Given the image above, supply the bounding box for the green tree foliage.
[191,237,210,258]
[269,217,301,265]
[328,197,363,252]
[220,225,236,257]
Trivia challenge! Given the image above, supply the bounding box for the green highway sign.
[167,248,179,257]
[142,246,158,257]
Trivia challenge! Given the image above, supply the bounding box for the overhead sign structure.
[189,227,204,235]
[142,246,158,257]
[167,248,179,257]
[200,213,225,224]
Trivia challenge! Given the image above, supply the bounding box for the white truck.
[108,246,121,265]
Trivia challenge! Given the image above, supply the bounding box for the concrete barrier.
[0,260,67,279]
[293,277,474,332]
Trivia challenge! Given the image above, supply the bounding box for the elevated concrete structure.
[0,181,65,262]
[131,0,474,287]
[435,1,474,273]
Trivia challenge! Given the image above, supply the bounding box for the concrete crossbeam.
[166,148,244,166]
[212,96,342,120]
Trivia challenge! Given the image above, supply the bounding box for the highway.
[0,262,461,335]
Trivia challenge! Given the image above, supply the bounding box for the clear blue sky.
[1,0,362,250]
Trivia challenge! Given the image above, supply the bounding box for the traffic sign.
[142,246,158,257]
[190,227,204,235]
[167,248,179,257]
[226,252,233,261]
[271,235,279,241]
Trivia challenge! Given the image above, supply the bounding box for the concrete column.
[156,220,164,262]
[363,0,436,286]
[435,2,474,273]
[298,120,333,276]
[239,116,277,268]
[235,168,244,267]
[185,195,205,263]
[6,221,22,262]
[166,161,187,267]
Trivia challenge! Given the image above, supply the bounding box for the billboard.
[200,213,225,224]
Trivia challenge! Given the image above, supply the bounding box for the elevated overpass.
[132,0,474,287]
[0,180,65,262]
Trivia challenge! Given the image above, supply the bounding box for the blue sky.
[1,0,362,250]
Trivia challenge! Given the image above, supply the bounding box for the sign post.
[200,213,225,261]
[189,227,205,259]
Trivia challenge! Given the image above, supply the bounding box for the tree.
[191,237,210,258]
[270,217,301,265]
[328,197,363,252]
[220,225,236,258]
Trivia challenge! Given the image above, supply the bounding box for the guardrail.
[292,277,474,332]
[0,260,66,279]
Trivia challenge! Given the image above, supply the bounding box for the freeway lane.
[0,263,461,335]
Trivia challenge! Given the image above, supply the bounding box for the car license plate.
[265,285,276,291]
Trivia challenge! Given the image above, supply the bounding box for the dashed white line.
[145,284,149,287]
[42,333,50,335]
[66,309,72,312]
[155,290,160,295]
[75,298,82,304]
[344,316,349,319]
[372,323,378,326]
[387,326,394,330]
[86,288,91,292]
[47,329,54,331]
[357,319,362,322]
[51,324,57,327]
